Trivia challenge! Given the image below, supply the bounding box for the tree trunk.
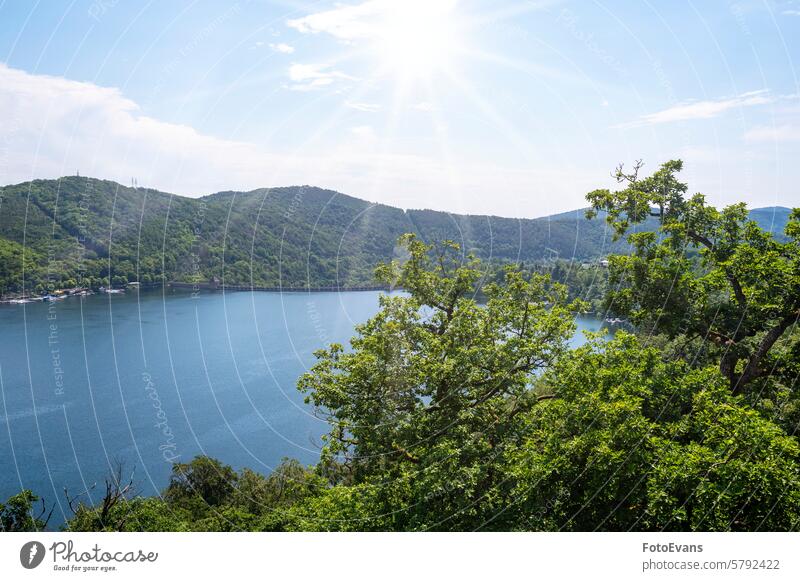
[720,352,739,392]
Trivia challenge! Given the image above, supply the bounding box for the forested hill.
[0,176,792,295]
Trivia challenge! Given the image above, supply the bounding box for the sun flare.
[375,0,461,80]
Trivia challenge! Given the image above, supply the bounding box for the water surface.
[0,289,604,524]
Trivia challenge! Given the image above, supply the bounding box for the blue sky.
[1,0,799,217]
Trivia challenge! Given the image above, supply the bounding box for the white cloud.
[269,42,295,54]
[617,90,776,128]
[4,63,793,219]
[412,102,435,112]
[346,101,380,112]
[287,0,458,43]
[0,62,604,217]
[287,63,353,91]
[287,0,389,41]
[0,63,275,195]
[744,125,800,142]
[285,1,461,89]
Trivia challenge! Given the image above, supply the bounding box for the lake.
[0,289,604,525]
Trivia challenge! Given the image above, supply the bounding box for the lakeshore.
[0,288,606,525]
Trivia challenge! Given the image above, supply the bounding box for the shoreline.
[167,281,390,293]
[1,282,393,303]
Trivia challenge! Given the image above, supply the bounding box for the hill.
[747,206,792,235]
[0,176,792,295]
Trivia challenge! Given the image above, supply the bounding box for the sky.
[0,0,799,218]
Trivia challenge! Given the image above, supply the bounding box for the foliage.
[587,160,800,395]
[3,170,799,532]
[291,234,585,529]
[164,456,239,508]
[507,333,800,531]
[0,490,51,532]
[543,259,608,313]
[0,175,712,296]
[61,457,324,532]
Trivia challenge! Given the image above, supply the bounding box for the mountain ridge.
[0,176,792,296]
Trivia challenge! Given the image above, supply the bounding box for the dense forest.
[0,174,790,296]
[2,160,800,532]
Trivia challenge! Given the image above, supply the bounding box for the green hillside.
[0,176,791,296]
[747,206,792,237]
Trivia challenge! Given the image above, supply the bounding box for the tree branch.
[686,229,747,307]
[735,310,800,393]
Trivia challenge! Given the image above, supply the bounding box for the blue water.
[0,289,603,525]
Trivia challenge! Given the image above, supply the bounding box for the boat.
[44,293,68,301]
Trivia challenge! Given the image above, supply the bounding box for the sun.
[374,0,461,80]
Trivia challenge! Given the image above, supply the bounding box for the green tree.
[587,159,800,394]
[63,462,139,531]
[164,456,238,508]
[296,234,585,529]
[65,497,190,532]
[0,490,51,532]
[233,459,325,530]
[507,333,800,531]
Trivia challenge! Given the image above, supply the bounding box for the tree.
[232,459,325,530]
[164,456,238,508]
[0,490,51,532]
[508,333,800,531]
[586,159,800,394]
[64,462,137,531]
[65,496,189,532]
[297,234,585,529]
